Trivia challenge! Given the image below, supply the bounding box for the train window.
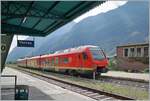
[63,58,69,63]
[41,60,45,65]
[90,49,105,60]
[59,58,63,64]
[34,60,36,66]
[37,60,39,65]
[55,57,59,64]
[45,59,50,64]
[82,52,88,60]
[51,58,55,65]
[31,60,33,66]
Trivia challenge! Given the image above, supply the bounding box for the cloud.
[74,1,128,23]
[130,31,142,37]
[145,36,149,42]
[9,35,29,54]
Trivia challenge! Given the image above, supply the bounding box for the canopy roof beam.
[31,1,60,29]
[2,13,65,21]
[19,1,34,25]
[2,23,46,36]
[2,2,63,21]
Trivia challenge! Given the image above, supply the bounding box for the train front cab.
[88,47,109,75]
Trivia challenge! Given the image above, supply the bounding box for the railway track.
[19,66,148,90]
[41,70,149,90]
[10,66,134,100]
[7,65,148,90]
[98,76,149,90]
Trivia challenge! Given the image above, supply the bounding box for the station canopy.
[2,1,105,37]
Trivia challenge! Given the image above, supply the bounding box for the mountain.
[7,1,149,62]
[7,22,76,62]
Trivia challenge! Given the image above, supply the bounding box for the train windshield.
[90,47,105,60]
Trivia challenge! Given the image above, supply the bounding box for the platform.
[102,71,149,81]
[1,67,96,101]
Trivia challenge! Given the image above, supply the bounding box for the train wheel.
[69,70,78,76]
[95,73,101,79]
[93,72,100,80]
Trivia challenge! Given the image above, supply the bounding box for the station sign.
[17,40,34,47]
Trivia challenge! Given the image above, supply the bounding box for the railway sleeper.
[83,91,94,94]
[86,93,100,96]
[93,95,108,100]
[100,97,115,101]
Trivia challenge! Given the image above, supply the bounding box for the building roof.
[117,42,149,48]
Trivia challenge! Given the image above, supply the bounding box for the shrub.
[143,68,149,73]
[108,59,119,71]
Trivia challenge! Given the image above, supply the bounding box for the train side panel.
[17,45,109,75]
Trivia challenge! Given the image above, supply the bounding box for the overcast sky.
[9,1,127,54]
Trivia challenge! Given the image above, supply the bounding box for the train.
[17,45,109,78]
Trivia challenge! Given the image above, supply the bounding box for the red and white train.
[17,45,109,76]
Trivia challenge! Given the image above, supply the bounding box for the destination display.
[17,40,34,47]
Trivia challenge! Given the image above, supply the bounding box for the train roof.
[38,45,100,58]
[17,58,28,61]
[54,45,99,54]
[29,56,41,59]
[18,45,100,60]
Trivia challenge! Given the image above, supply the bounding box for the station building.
[116,43,149,72]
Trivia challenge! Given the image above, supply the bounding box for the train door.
[39,56,41,69]
[78,53,83,68]
[25,59,27,67]
[55,57,59,71]
[81,52,88,67]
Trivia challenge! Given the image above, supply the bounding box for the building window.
[137,48,141,57]
[130,48,135,57]
[144,47,148,57]
[124,48,128,57]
